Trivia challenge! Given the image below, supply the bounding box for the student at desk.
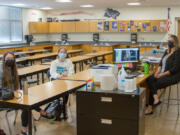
[145,35,180,115]
[50,48,74,119]
[0,51,52,135]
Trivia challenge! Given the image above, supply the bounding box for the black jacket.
[159,48,180,82]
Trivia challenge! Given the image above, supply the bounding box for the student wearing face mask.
[0,51,19,93]
[145,34,180,115]
[0,52,53,135]
[50,48,74,119]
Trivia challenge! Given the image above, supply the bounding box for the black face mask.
[168,41,174,48]
[5,59,14,67]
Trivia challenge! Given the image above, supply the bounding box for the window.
[0,6,23,43]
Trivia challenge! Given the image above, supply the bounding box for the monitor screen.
[113,48,139,63]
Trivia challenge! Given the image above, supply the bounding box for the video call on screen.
[114,48,139,63]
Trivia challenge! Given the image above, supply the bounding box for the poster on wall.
[104,21,109,31]
[130,20,134,26]
[112,22,118,31]
[160,21,167,32]
[97,22,103,31]
[119,22,125,32]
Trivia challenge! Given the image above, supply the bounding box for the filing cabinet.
[76,88,145,135]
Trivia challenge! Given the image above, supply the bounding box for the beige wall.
[22,8,49,42]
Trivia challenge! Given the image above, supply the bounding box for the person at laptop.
[145,35,180,115]
[50,48,74,119]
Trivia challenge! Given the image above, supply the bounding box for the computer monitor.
[113,48,140,63]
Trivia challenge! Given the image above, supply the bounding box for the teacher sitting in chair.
[145,34,180,115]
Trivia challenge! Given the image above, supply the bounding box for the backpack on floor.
[44,99,64,121]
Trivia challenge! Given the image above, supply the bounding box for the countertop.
[0,41,167,49]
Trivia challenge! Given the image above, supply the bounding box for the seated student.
[0,51,51,135]
[50,48,74,119]
[145,35,180,115]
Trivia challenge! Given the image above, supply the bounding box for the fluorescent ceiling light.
[56,0,72,3]
[80,4,94,8]
[127,2,141,6]
[40,7,53,10]
[12,3,25,7]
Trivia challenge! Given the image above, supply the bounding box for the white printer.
[90,64,118,82]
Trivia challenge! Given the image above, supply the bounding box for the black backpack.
[0,88,14,100]
[44,99,64,121]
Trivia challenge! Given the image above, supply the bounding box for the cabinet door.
[29,22,49,34]
[29,22,37,34]
[62,22,76,33]
[41,22,49,33]
[89,21,104,33]
[49,22,62,33]
[75,21,89,32]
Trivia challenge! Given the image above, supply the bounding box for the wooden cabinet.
[0,48,14,54]
[49,22,62,33]
[89,21,104,33]
[28,20,167,34]
[62,22,76,33]
[22,44,53,51]
[81,44,93,53]
[75,21,89,32]
[140,46,158,54]
[151,20,167,32]
[29,22,49,34]
[14,47,23,52]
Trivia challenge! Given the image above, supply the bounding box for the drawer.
[77,115,139,135]
[77,92,139,120]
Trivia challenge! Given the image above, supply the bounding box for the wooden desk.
[67,49,83,57]
[62,69,152,87]
[18,64,50,87]
[85,51,113,57]
[23,49,48,55]
[25,52,57,65]
[0,80,86,135]
[21,49,84,65]
[85,51,113,64]
[16,57,29,65]
[62,69,91,81]
[42,55,95,73]
[69,55,95,72]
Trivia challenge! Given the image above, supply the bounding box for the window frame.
[0,6,23,44]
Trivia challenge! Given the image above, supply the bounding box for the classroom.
[0,0,180,135]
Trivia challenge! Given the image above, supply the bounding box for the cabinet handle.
[101,97,112,102]
[101,119,112,125]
